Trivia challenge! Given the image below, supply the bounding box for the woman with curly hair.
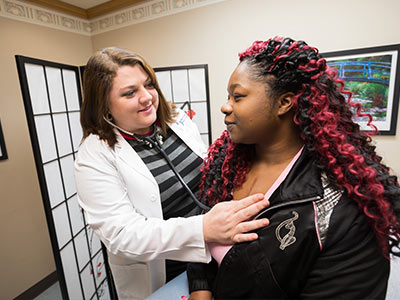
[75,47,271,300]
[187,37,400,299]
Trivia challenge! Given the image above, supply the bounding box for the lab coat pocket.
[110,262,150,300]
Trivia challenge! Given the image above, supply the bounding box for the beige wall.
[92,0,400,175]
[0,17,92,299]
[2,0,400,298]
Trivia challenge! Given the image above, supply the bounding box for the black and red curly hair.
[199,37,400,257]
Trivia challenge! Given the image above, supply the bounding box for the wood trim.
[22,0,88,18]
[87,0,148,19]
[13,271,58,300]
[22,0,151,19]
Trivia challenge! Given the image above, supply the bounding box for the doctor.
[74,47,270,300]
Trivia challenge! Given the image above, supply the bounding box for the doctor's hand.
[202,193,269,244]
[185,291,212,300]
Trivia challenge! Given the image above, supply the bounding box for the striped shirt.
[123,127,203,281]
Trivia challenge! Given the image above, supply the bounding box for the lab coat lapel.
[170,111,205,158]
[114,130,158,185]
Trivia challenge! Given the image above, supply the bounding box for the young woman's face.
[109,64,159,135]
[221,61,281,145]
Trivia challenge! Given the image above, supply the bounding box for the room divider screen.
[154,64,212,145]
[15,56,115,300]
[15,55,213,299]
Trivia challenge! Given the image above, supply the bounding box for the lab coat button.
[150,194,156,202]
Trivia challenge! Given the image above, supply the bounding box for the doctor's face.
[109,64,159,135]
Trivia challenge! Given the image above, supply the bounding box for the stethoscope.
[104,117,211,212]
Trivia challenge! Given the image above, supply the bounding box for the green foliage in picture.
[327,54,391,122]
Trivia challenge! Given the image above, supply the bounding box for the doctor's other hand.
[203,193,270,244]
[186,290,212,300]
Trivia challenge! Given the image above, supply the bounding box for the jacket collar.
[269,148,324,205]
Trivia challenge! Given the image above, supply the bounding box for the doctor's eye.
[122,89,137,98]
[145,80,155,89]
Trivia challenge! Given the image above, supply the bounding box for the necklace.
[133,124,164,148]
[103,115,164,147]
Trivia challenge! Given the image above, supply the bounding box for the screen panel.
[155,64,212,145]
[16,55,113,300]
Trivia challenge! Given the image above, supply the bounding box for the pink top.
[209,146,304,265]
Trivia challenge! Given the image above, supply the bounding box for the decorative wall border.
[0,0,226,36]
[0,0,92,35]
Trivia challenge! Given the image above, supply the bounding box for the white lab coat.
[74,110,211,299]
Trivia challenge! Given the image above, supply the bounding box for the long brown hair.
[80,47,174,147]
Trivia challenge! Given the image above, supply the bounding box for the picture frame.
[322,44,400,135]
[0,119,8,160]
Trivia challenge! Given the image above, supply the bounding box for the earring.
[105,113,113,121]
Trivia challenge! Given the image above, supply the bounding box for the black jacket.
[188,149,389,299]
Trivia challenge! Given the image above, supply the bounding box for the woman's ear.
[277,92,295,116]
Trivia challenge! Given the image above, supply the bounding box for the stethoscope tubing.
[142,135,211,212]
[104,116,211,212]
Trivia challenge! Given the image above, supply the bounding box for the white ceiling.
[59,0,110,9]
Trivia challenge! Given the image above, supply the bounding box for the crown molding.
[18,0,88,18]
[0,0,226,36]
[0,0,91,35]
[20,0,148,19]
[90,0,225,35]
[87,0,147,19]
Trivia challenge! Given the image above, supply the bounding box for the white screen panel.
[155,65,211,147]
[25,63,50,114]
[98,281,111,300]
[18,57,116,299]
[156,71,173,101]
[190,102,209,134]
[46,66,66,113]
[34,115,57,163]
[171,70,189,102]
[60,154,76,198]
[189,69,206,101]
[52,202,71,248]
[387,256,400,299]
[68,195,84,235]
[69,111,83,151]
[82,263,96,300]
[43,160,65,208]
[63,69,80,111]
[172,99,186,106]
[61,242,82,299]
[75,229,90,270]
[201,134,209,146]
[53,113,72,157]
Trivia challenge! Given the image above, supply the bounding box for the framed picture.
[0,119,8,160]
[322,44,400,135]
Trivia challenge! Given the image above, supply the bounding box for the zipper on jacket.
[253,195,321,220]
